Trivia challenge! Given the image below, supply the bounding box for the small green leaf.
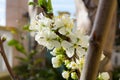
[23,24,30,31]
[28,50,36,59]
[34,58,43,65]
[38,0,42,6]
[47,10,53,15]
[15,56,28,62]
[42,0,47,6]
[47,0,53,13]
[8,39,26,55]
[8,39,19,46]
[28,2,35,5]
[16,43,26,54]
[38,0,47,6]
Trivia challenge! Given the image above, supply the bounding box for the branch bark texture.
[0,37,17,80]
[80,0,117,80]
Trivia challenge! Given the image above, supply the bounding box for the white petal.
[54,18,63,29]
[69,61,78,69]
[76,47,86,58]
[59,27,67,35]
[46,43,54,50]
[101,72,110,80]
[51,40,61,48]
[51,57,60,68]
[62,71,69,79]
[68,33,78,43]
[50,51,56,56]
[61,40,72,49]
[66,47,74,58]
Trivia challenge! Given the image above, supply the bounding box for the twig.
[0,37,17,80]
[80,0,117,80]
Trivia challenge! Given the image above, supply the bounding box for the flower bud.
[101,72,110,80]
[64,60,70,65]
[62,71,69,79]
[69,61,78,69]
[51,57,61,68]
[71,72,78,80]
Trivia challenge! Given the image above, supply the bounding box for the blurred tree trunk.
[28,0,46,67]
[75,0,117,70]
[75,0,117,80]
[81,0,116,80]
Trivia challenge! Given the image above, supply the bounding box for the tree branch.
[80,0,117,80]
[0,37,18,80]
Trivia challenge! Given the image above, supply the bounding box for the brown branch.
[0,37,18,80]
[80,0,117,80]
[99,12,116,72]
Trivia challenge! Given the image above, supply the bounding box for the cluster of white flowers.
[30,13,110,80]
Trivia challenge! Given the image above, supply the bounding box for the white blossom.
[50,48,57,56]
[58,27,70,35]
[61,40,74,58]
[62,71,69,79]
[75,31,89,47]
[76,47,86,58]
[69,61,78,69]
[76,58,84,72]
[30,13,53,32]
[51,57,61,68]
[100,72,110,80]
[29,18,42,31]
[37,13,53,28]
[61,33,87,58]
[30,12,90,80]
[35,28,60,50]
[53,14,74,32]
[53,17,64,30]
[61,14,74,30]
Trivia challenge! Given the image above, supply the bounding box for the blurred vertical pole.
[28,0,47,67]
[80,0,117,80]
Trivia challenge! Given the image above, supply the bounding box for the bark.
[80,0,117,80]
[75,0,117,73]
[0,38,18,80]
[99,11,117,73]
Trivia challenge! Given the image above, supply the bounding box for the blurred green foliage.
[112,68,120,80]
[8,39,26,54]
[8,38,64,80]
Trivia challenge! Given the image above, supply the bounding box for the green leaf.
[28,50,36,59]
[38,0,42,6]
[15,56,28,62]
[34,58,43,65]
[8,39,26,55]
[28,2,35,5]
[8,39,19,46]
[38,0,47,6]
[16,43,26,54]
[47,0,53,13]
[23,24,30,31]
[47,10,53,13]
[42,0,47,6]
